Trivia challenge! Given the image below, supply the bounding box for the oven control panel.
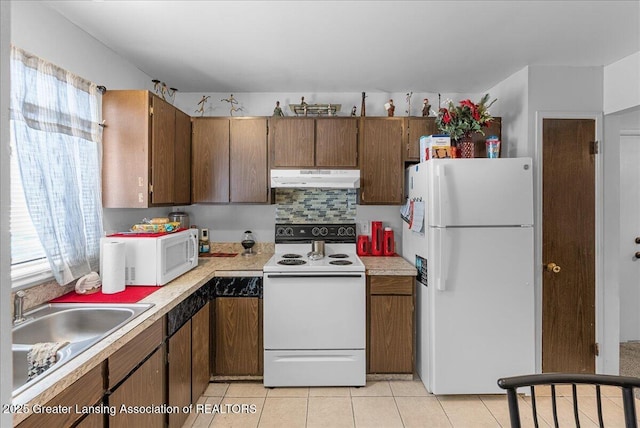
[275,223,356,243]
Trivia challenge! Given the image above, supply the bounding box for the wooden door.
[619,134,640,341]
[269,117,315,167]
[150,95,175,204]
[173,108,191,205]
[316,117,358,167]
[215,297,260,375]
[406,117,437,161]
[542,118,596,373]
[191,118,230,203]
[361,118,403,205]
[191,303,211,401]
[230,118,268,203]
[168,320,191,428]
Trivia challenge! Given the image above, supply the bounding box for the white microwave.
[100,228,199,286]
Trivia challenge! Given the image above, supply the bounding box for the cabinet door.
[191,118,230,203]
[168,320,192,428]
[174,108,191,205]
[406,117,437,161]
[17,364,104,428]
[192,302,211,401]
[102,90,150,208]
[109,347,165,428]
[150,95,175,204]
[269,118,315,167]
[230,118,268,203]
[215,297,260,375]
[369,295,413,373]
[316,118,358,167]
[361,118,404,205]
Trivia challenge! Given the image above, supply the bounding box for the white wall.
[484,66,529,158]
[604,52,640,115]
[1,2,12,424]
[174,91,477,119]
[11,2,151,91]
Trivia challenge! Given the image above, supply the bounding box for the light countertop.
[360,256,417,276]
[12,248,414,424]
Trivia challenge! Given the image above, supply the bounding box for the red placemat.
[107,228,187,238]
[51,286,160,303]
[199,252,238,258]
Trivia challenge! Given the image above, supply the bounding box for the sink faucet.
[14,290,26,325]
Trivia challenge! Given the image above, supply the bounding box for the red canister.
[357,235,371,256]
[383,227,395,256]
[371,221,383,256]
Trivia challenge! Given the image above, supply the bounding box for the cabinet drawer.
[108,318,164,388]
[370,276,413,295]
[17,363,104,428]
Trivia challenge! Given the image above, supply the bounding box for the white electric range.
[263,223,366,387]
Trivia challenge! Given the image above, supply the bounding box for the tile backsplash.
[275,189,357,223]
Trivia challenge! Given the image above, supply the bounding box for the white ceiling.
[44,1,640,94]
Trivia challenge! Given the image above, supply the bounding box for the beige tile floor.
[181,380,640,428]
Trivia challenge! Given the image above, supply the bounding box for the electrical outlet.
[360,221,369,234]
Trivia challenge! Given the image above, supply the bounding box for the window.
[10,46,103,286]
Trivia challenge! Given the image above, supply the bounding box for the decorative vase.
[457,134,475,158]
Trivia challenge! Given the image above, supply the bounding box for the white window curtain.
[10,46,103,285]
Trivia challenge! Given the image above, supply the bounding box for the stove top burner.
[328,254,349,259]
[282,253,303,259]
[278,259,307,266]
[329,260,353,266]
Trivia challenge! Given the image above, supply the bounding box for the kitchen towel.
[27,341,69,380]
[101,241,126,294]
[51,286,159,304]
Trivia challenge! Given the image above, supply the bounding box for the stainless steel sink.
[12,302,153,397]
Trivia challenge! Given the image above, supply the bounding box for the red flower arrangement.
[435,94,497,140]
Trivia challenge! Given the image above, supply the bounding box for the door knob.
[636,237,640,244]
[636,252,640,259]
[545,262,561,273]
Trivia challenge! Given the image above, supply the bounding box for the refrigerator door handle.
[435,164,448,226]
[435,228,448,291]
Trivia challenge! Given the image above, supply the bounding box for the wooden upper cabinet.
[269,117,359,168]
[102,90,191,208]
[316,117,358,167]
[406,117,437,161]
[230,118,269,203]
[174,108,192,205]
[191,118,230,203]
[270,118,315,167]
[191,117,268,204]
[150,96,175,204]
[360,118,404,205]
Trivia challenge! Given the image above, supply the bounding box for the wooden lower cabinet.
[215,297,260,375]
[17,363,105,428]
[168,320,192,428]
[108,347,165,428]
[368,276,415,374]
[75,411,105,428]
[192,302,211,400]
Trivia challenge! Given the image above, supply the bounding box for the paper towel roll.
[101,241,126,294]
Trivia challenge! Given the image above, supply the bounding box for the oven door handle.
[265,274,363,278]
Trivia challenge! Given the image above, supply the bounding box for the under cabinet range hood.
[270,169,360,189]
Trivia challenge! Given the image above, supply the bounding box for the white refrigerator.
[402,158,535,394]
